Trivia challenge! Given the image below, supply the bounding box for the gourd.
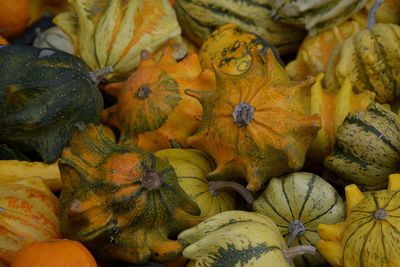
[155,149,237,218]
[199,23,281,75]
[0,177,60,265]
[352,0,400,26]
[0,45,104,162]
[324,0,400,103]
[270,0,368,36]
[54,0,185,81]
[0,36,7,45]
[0,0,30,39]
[102,48,215,151]
[33,26,75,54]
[317,174,400,267]
[179,210,316,267]
[11,239,97,267]
[174,0,306,55]
[58,123,204,264]
[186,48,321,192]
[324,103,400,191]
[252,172,345,267]
[308,74,375,162]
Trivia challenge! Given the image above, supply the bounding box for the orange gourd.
[0,0,30,39]
[0,35,7,44]
[11,239,97,267]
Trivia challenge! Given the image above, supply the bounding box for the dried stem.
[208,180,254,203]
[89,66,113,85]
[284,245,316,262]
[368,0,384,29]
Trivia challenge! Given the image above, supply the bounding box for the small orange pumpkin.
[0,0,30,39]
[11,239,97,267]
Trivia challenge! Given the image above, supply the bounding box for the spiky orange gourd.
[186,48,321,192]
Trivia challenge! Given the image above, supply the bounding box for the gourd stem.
[287,220,307,246]
[374,208,388,220]
[368,0,384,29]
[140,169,162,191]
[89,66,113,85]
[208,181,254,203]
[232,102,255,127]
[284,245,316,261]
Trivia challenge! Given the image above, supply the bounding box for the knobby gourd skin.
[174,0,306,55]
[58,124,204,264]
[317,174,400,267]
[186,48,321,192]
[0,45,103,162]
[324,103,400,191]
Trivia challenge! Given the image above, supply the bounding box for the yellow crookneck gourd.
[317,174,400,267]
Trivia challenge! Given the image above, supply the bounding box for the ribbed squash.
[33,27,75,54]
[317,174,400,267]
[286,21,361,81]
[308,74,375,163]
[270,0,368,36]
[179,210,316,267]
[174,0,306,55]
[54,0,184,81]
[199,23,281,75]
[155,149,236,218]
[102,48,215,151]
[324,0,400,103]
[186,48,321,192]
[0,177,60,265]
[0,0,30,39]
[59,124,203,264]
[352,0,400,26]
[252,172,345,267]
[324,103,400,191]
[0,45,103,162]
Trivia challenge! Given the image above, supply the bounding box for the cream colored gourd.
[33,27,75,54]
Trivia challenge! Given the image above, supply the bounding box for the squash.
[0,177,60,265]
[324,103,400,191]
[352,0,400,26]
[54,0,184,81]
[286,20,361,81]
[0,36,7,45]
[102,48,215,151]
[0,45,104,162]
[317,173,400,267]
[11,239,97,267]
[252,172,345,267]
[324,0,400,103]
[199,23,282,75]
[155,149,237,218]
[0,0,30,39]
[186,48,321,192]
[270,0,368,36]
[179,210,316,267]
[33,26,75,54]
[58,123,203,264]
[174,0,306,55]
[308,74,375,163]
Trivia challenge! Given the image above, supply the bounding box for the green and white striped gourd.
[252,172,345,267]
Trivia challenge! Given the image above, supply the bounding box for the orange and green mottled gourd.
[58,123,203,264]
[186,48,321,192]
[317,174,400,267]
[102,48,215,151]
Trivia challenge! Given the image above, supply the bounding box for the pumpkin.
[33,26,75,54]
[252,172,345,267]
[0,177,60,264]
[0,36,7,45]
[11,239,97,267]
[308,74,375,163]
[352,0,400,27]
[58,123,203,264]
[54,0,184,81]
[324,0,400,103]
[270,0,368,36]
[179,210,316,267]
[155,148,238,218]
[317,173,400,267]
[0,0,30,39]
[199,23,282,75]
[0,45,104,162]
[324,103,400,191]
[185,48,321,192]
[174,0,306,55]
[286,20,361,81]
[102,48,215,151]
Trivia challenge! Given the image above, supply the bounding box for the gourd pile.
[1,0,400,266]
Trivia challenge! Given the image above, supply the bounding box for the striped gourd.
[174,0,306,55]
[324,103,400,191]
[270,0,368,36]
[318,174,400,267]
[252,172,345,267]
